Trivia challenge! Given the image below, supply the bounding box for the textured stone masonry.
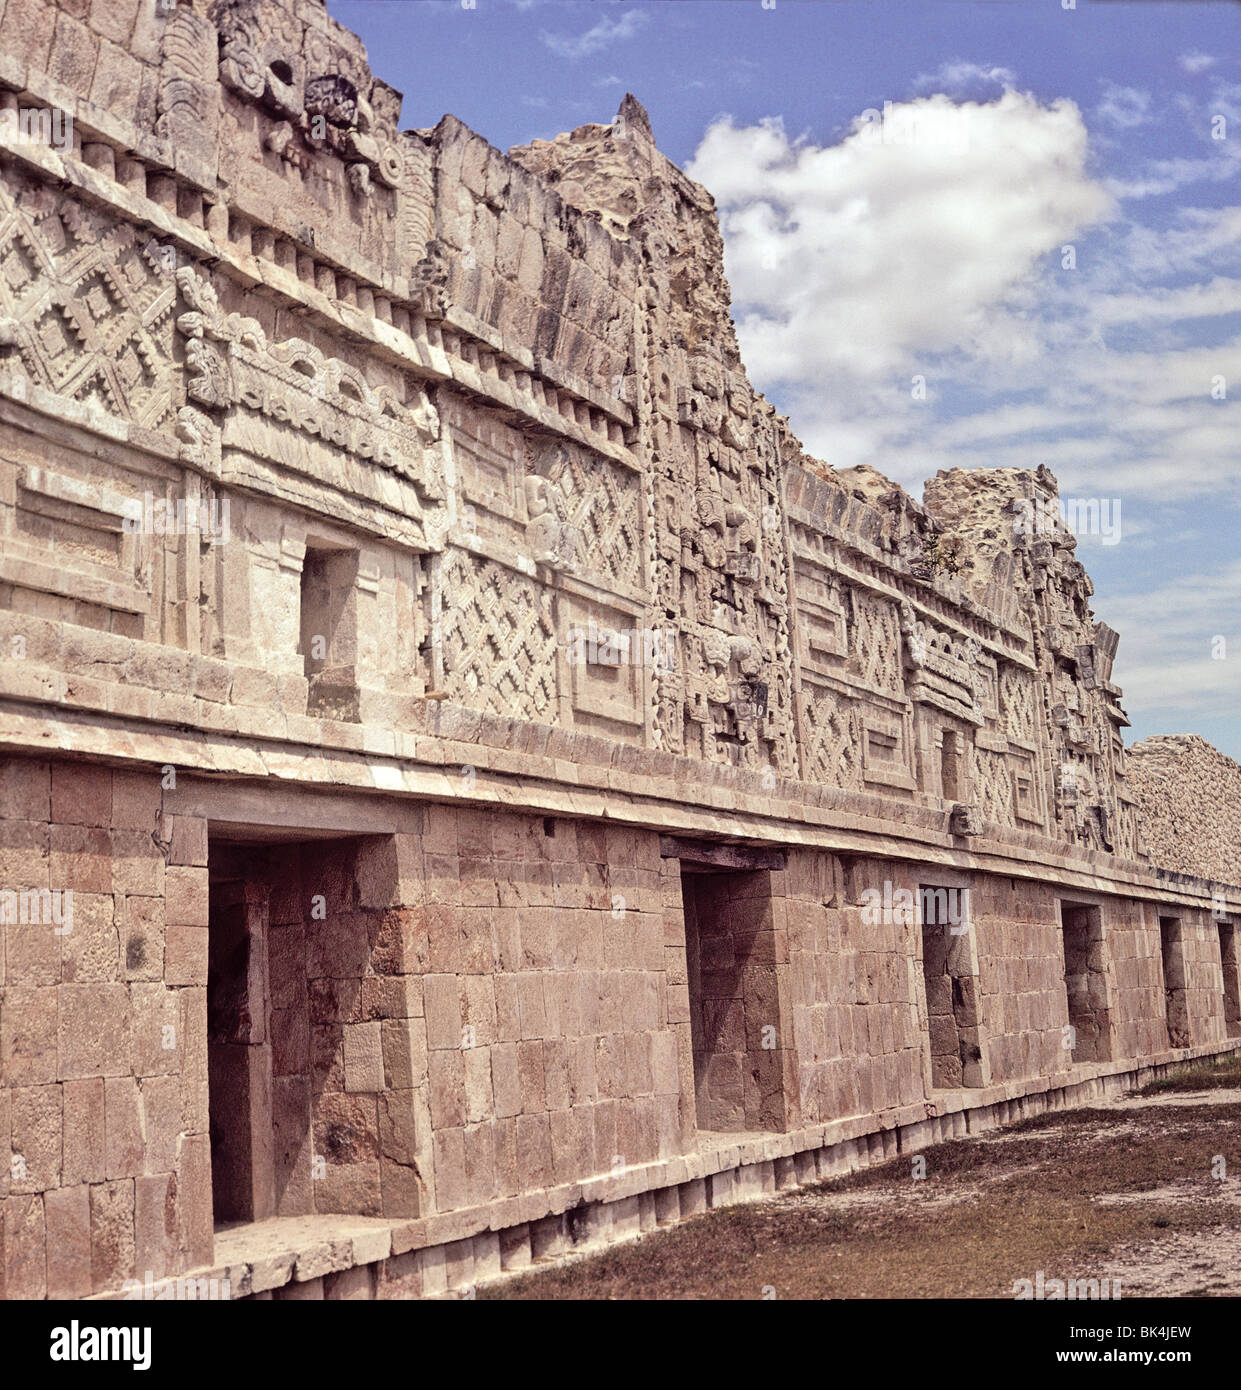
[0,0,1237,1300]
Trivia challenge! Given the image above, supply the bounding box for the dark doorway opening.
[207,877,275,1223]
[1060,901,1112,1063]
[1219,920,1240,1039]
[1159,915,1190,1049]
[919,885,984,1088]
[680,866,789,1133]
[207,831,384,1229]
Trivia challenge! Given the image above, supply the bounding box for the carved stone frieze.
[209,0,403,197]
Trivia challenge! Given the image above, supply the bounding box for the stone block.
[120,894,164,981]
[424,974,464,1050]
[165,866,209,927]
[176,1133,213,1269]
[104,1074,144,1179]
[1,985,58,1084]
[90,1178,135,1293]
[325,1265,374,1300]
[429,1049,466,1129]
[59,983,131,1080]
[380,1017,428,1090]
[45,1183,92,1298]
[133,1172,176,1281]
[167,816,208,868]
[51,762,111,827]
[343,1021,385,1093]
[3,1193,47,1300]
[11,1083,62,1194]
[130,982,182,1078]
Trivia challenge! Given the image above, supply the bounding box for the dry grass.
[1136,1051,1241,1095]
[485,1098,1241,1300]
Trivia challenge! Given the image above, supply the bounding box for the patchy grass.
[1137,1052,1241,1095]
[484,1100,1241,1300]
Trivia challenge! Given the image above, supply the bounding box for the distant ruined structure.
[0,0,1237,1300]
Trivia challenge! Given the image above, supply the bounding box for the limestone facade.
[0,0,1237,1299]
[1127,735,1241,887]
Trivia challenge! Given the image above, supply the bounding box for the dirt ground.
[486,1055,1241,1299]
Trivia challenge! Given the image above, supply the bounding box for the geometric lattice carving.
[851,591,903,695]
[800,685,862,790]
[543,443,642,587]
[440,552,556,719]
[0,177,177,428]
[971,746,1016,828]
[1000,664,1037,741]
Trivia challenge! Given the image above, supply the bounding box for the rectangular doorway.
[1219,921,1241,1039]
[680,866,789,1133]
[919,885,985,1088]
[207,878,275,1223]
[207,832,373,1228]
[1060,901,1112,1062]
[1159,915,1190,1048]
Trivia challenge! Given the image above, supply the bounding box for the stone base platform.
[89,1038,1241,1301]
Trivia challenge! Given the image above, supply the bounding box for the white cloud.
[541,8,648,60]
[1178,51,1220,76]
[1087,276,1241,325]
[1106,559,1241,720]
[687,94,1111,384]
[686,100,1241,511]
[1105,149,1241,200]
[913,61,1016,95]
[1096,82,1154,130]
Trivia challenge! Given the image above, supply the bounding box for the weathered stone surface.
[0,0,1235,1307]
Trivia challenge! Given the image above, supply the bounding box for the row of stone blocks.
[247,1064,1164,1300]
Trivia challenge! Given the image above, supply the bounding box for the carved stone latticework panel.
[1000,663,1037,742]
[0,177,178,429]
[439,552,557,720]
[537,442,643,590]
[972,746,1017,829]
[850,591,904,697]
[799,684,863,791]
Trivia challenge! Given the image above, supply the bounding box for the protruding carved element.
[176,405,221,476]
[175,265,441,501]
[156,8,219,164]
[305,74,358,130]
[183,336,233,409]
[410,241,450,317]
[951,803,982,837]
[524,476,576,571]
[210,0,403,194]
[212,0,304,117]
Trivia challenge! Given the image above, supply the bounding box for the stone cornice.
[0,685,1235,909]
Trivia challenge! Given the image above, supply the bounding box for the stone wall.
[0,757,212,1299]
[1128,735,1241,887]
[0,0,1239,1301]
[0,0,1164,869]
[7,753,1235,1299]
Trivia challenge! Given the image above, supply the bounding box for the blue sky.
[331,0,1240,759]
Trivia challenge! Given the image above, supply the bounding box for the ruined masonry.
[0,0,1237,1302]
